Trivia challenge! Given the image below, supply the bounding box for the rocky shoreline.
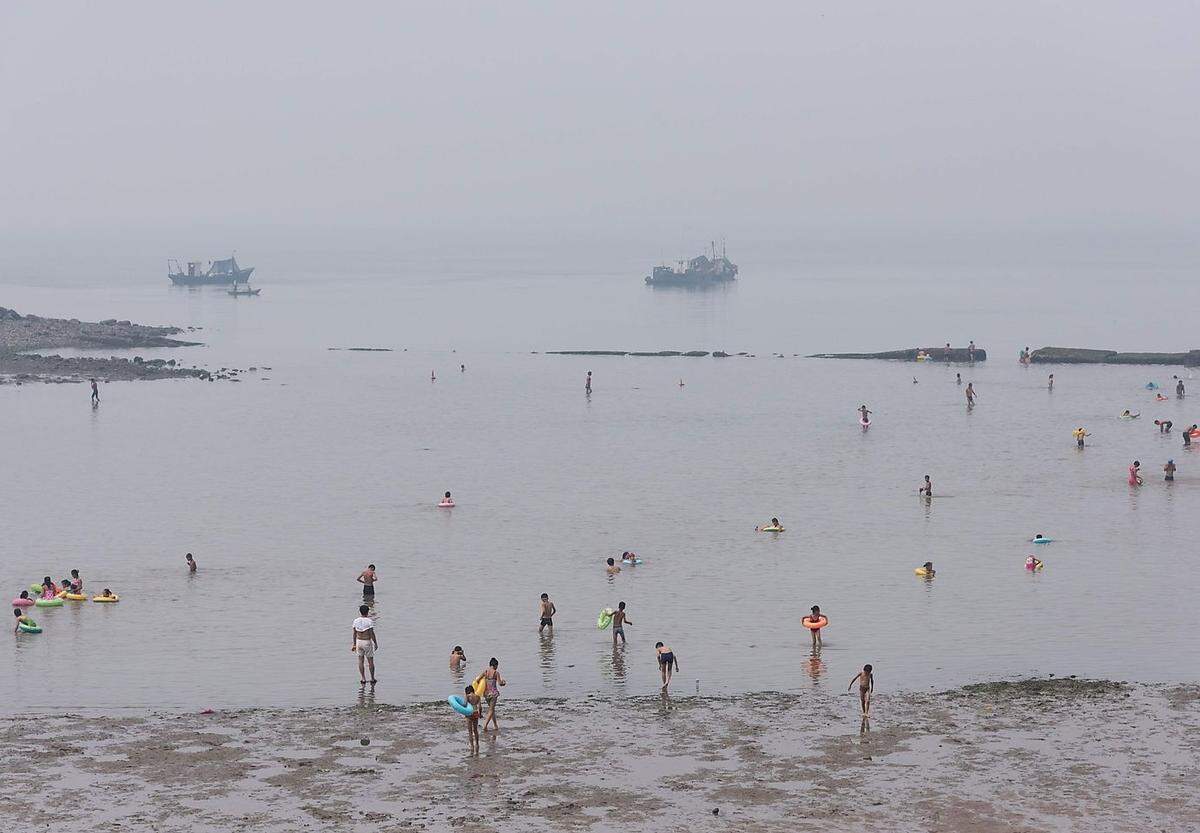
[1030,346,1200,366]
[0,306,213,384]
[0,678,1195,832]
[808,346,987,362]
[544,350,750,357]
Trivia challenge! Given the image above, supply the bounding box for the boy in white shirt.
[351,604,378,686]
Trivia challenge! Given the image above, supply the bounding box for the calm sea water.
[3,254,1199,712]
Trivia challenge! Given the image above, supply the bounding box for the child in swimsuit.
[848,664,874,716]
[464,685,481,753]
[803,605,827,648]
[1164,460,1176,482]
[538,593,556,634]
[41,578,57,599]
[482,658,505,732]
[655,642,679,690]
[611,602,632,646]
[1025,555,1043,571]
[449,646,467,670]
[1129,461,1143,486]
[13,609,35,633]
[606,558,621,575]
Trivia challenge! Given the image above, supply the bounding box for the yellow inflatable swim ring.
[92,595,120,603]
[60,592,87,601]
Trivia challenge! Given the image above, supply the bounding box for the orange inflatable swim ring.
[802,615,828,631]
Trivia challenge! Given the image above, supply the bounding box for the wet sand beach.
[3,679,1197,832]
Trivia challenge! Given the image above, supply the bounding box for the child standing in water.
[1164,460,1176,482]
[464,684,481,754]
[482,658,505,732]
[655,642,679,690]
[803,605,827,648]
[848,664,874,716]
[449,646,467,670]
[919,475,932,497]
[538,593,557,634]
[185,553,197,573]
[965,383,977,405]
[611,602,632,646]
[606,557,621,575]
[858,405,871,423]
[1129,461,1143,486]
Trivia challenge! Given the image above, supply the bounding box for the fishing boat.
[645,241,737,287]
[169,255,254,286]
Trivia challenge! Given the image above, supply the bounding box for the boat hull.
[169,267,254,286]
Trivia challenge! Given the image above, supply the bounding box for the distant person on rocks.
[655,642,679,691]
[848,664,874,716]
[967,341,976,361]
[585,371,592,394]
[185,552,197,573]
[944,342,952,360]
[90,378,99,404]
[352,604,378,686]
[357,564,377,597]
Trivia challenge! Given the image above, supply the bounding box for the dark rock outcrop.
[1030,347,1200,366]
[808,347,986,362]
[547,350,717,357]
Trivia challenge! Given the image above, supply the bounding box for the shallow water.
[3,257,1199,711]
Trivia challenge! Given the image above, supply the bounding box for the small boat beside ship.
[645,242,737,287]
[169,255,254,286]
[227,285,261,296]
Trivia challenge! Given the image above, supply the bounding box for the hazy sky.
[2,1,1198,248]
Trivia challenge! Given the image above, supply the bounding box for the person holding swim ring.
[803,605,828,648]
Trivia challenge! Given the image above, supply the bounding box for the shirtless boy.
[611,601,632,646]
[606,558,621,575]
[538,593,557,634]
[357,564,377,597]
[848,664,874,716]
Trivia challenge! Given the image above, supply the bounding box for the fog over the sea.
[2,1,1198,263]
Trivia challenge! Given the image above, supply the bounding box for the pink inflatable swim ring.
[12,598,34,607]
[438,500,455,508]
